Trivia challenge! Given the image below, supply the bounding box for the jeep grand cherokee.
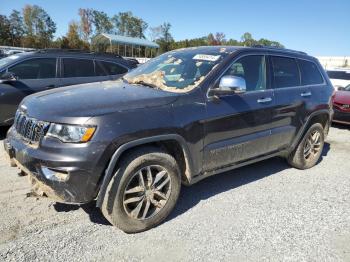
[4,46,334,233]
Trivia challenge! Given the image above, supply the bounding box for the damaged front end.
[4,126,105,204]
[12,158,66,202]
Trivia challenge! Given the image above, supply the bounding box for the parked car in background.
[333,84,350,124]
[0,49,138,126]
[4,46,334,233]
[4,50,26,56]
[327,68,350,90]
[0,50,7,59]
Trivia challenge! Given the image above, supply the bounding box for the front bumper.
[333,108,350,124]
[4,128,107,203]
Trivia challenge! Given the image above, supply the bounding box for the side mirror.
[0,72,18,82]
[209,75,246,96]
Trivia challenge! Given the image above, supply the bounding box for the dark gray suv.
[4,46,334,233]
[0,49,138,126]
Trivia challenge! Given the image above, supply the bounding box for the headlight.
[47,124,96,143]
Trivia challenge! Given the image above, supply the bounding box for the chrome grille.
[14,111,49,143]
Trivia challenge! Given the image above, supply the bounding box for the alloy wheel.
[123,165,172,220]
[303,130,322,160]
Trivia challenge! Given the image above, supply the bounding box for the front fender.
[95,134,194,208]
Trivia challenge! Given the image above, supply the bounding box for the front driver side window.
[223,55,266,92]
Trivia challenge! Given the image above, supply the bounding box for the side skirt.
[189,150,287,185]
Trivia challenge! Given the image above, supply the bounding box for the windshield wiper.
[133,81,158,89]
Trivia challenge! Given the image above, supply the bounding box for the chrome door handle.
[301,92,312,97]
[257,97,272,103]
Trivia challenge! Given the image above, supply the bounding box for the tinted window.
[298,60,323,85]
[9,58,56,79]
[223,55,266,91]
[271,56,300,88]
[327,70,350,80]
[62,58,94,78]
[96,61,128,76]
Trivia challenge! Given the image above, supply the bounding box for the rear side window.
[9,58,56,79]
[95,61,128,76]
[271,56,300,88]
[327,70,350,80]
[298,59,323,85]
[62,58,94,78]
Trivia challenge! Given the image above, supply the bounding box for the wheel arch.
[290,109,332,152]
[96,134,194,208]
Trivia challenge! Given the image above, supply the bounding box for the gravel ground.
[0,125,349,262]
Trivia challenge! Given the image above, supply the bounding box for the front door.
[4,57,59,122]
[203,54,275,171]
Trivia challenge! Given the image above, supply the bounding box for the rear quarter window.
[298,59,324,85]
[96,61,128,76]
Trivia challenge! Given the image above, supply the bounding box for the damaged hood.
[21,80,178,123]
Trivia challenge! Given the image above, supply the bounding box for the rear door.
[269,55,310,151]
[203,54,276,171]
[59,57,98,87]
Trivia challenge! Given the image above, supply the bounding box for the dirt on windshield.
[126,70,206,93]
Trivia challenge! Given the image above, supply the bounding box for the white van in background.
[326,68,350,90]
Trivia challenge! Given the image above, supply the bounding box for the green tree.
[156,22,173,53]
[240,32,256,46]
[207,33,216,45]
[215,32,226,45]
[226,38,241,46]
[66,21,88,49]
[9,10,24,46]
[257,38,284,48]
[22,5,56,48]
[112,12,148,38]
[148,25,162,41]
[0,15,11,45]
[92,10,113,35]
[207,32,226,46]
[53,36,70,49]
[79,8,94,42]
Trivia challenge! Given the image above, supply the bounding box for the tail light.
[331,90,336,107]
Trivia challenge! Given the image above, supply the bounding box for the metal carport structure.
[92,33,159,58]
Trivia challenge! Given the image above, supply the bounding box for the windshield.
[0,54,23,68]
[124,49,229,93]
[345,85,350,91]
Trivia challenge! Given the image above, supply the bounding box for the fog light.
[41,167,70,182]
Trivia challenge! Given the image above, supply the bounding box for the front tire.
[101,147,181,233]
[287,123,325,169]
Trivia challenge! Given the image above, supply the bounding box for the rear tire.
[287,123,325,169]
[101,147,181,233]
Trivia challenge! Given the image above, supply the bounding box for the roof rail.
[36,48,90,54]
[252,45,307,55]
[36,49,123,58]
